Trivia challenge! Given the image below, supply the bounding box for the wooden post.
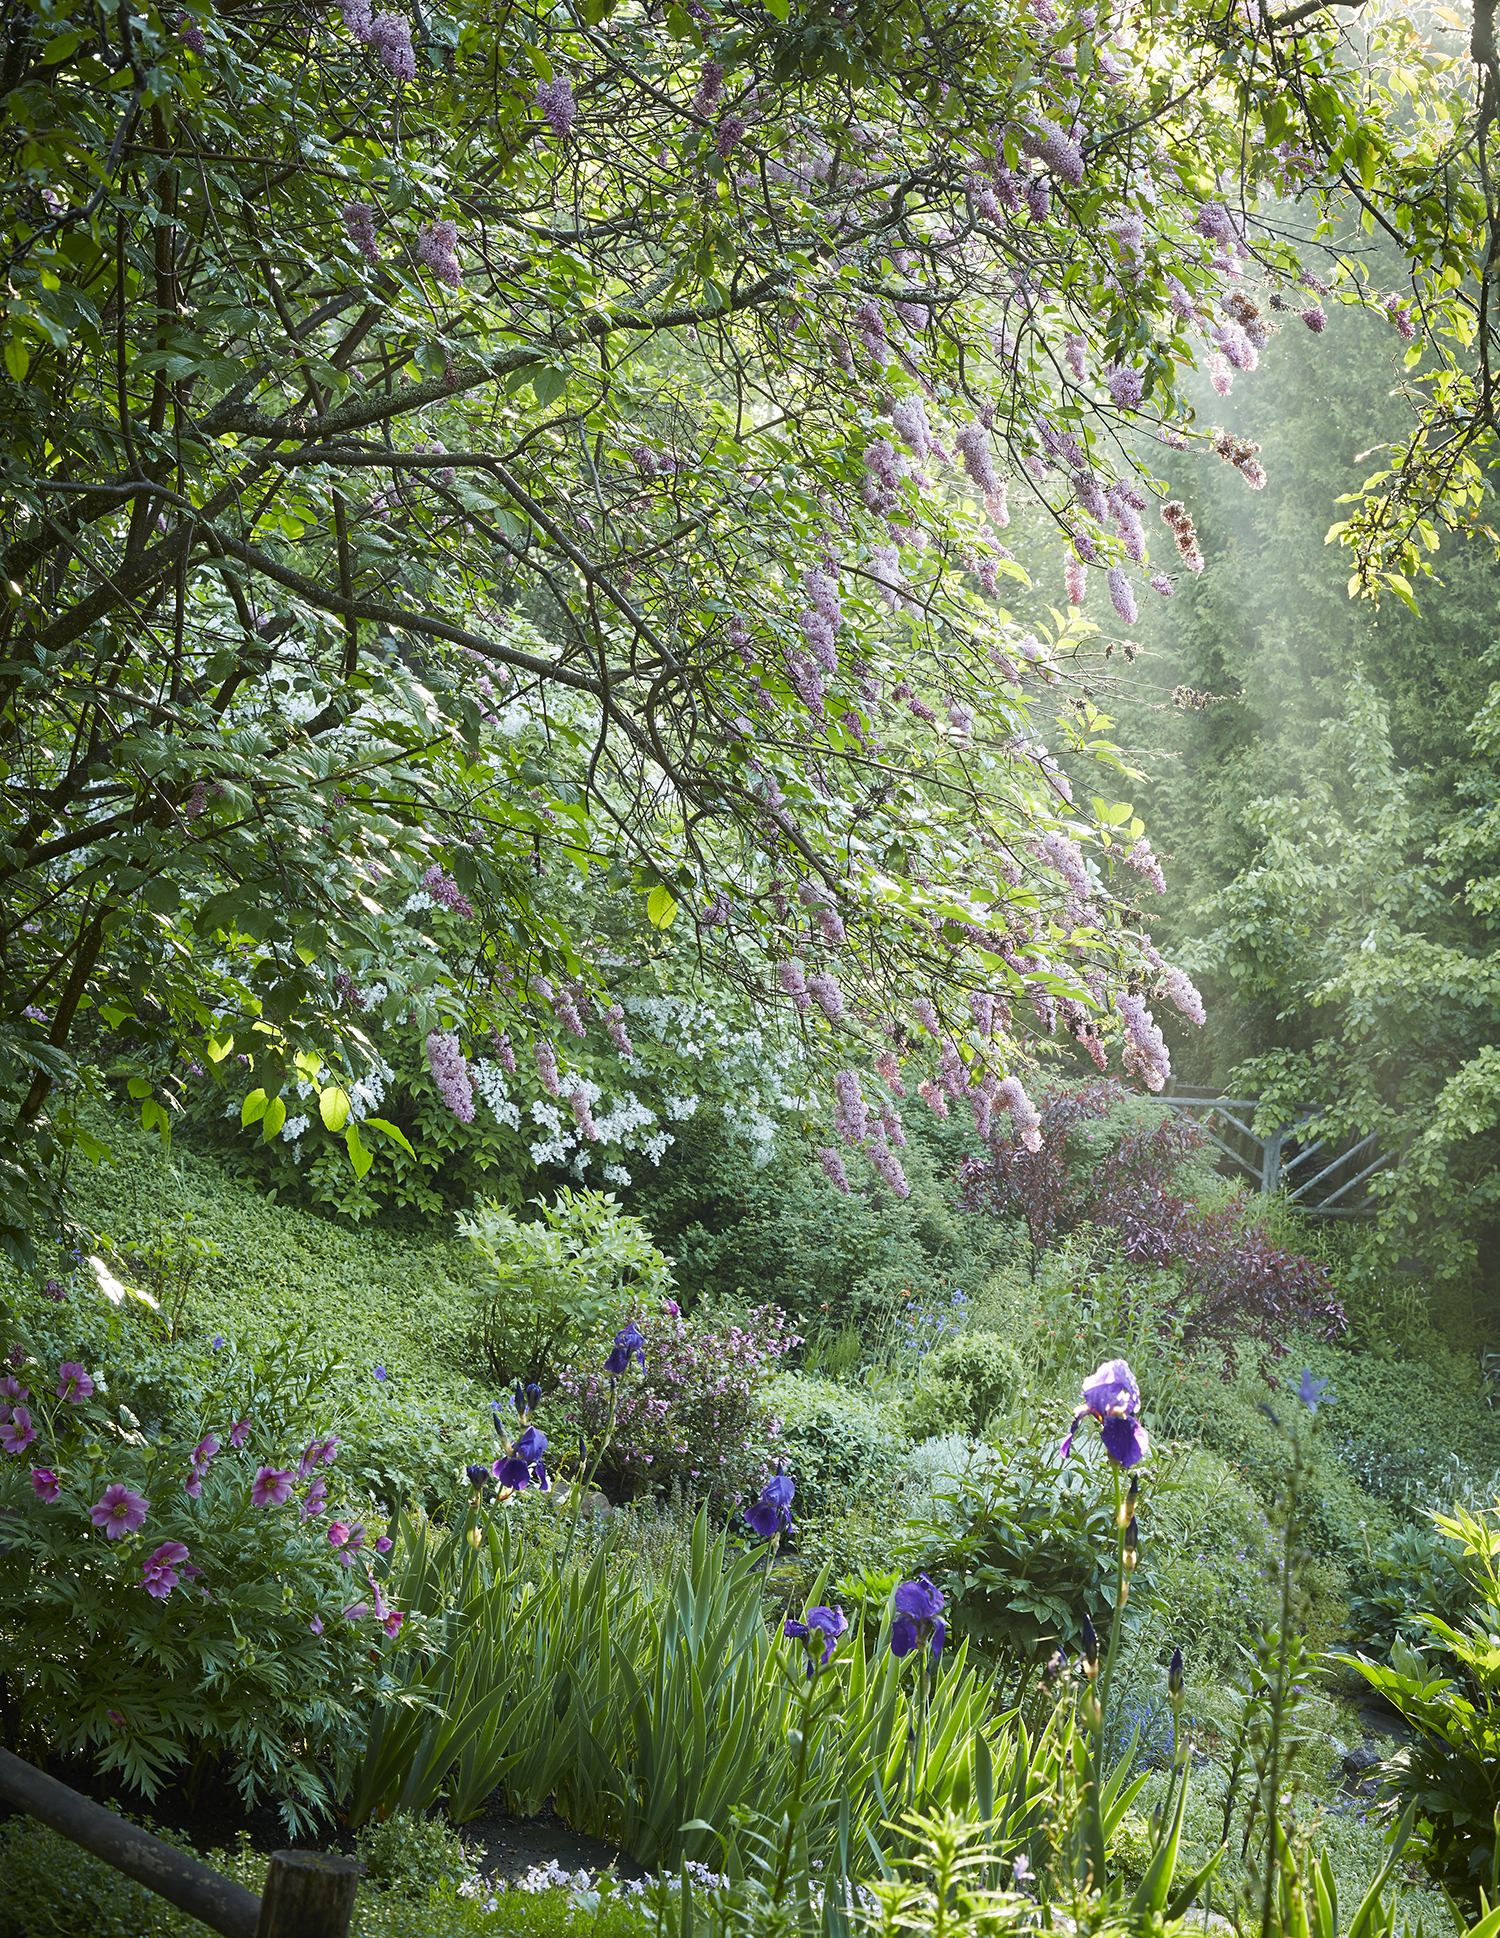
[255,1851,363,1938]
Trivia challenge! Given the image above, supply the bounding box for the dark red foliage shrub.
[956,1080,1346,1375]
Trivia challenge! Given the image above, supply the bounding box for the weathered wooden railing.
[0,1749,361,1938]
[1161,1086,1388,1217]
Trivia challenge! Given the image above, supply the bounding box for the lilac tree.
[0,0,1425,1256]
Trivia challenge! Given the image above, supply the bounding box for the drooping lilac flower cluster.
[425,1030,475,1122]
[832,1069,868,1144]
[996,1074,1042,1151]
[799,566,842,672]
[866,1134,911,1198]
[569,1088,600,1141]
[1063,332,1087,382]
[536,72,576,137]
[1301,304,1327,333]
[342,201,381,263]
[778,959,811,1012]
[491,1028,517,1074]
[1213,430,1267,491]
[891,396,934,461]
[535,1039,561,1097]
[862,437,905,514]
[869,542,907,613]
[533,975,585,1037]
[1123,837,1166,894]
[341,0,372,38]
[1142,938,1205,1026]
[875,1049,905,1094]
[818,1145,850,1191]
[1194,200,1243,255]
[420,862,474,917]
[916,1077,948,1119]
[1160,500,1204,573]
[1064,558,1086,606]
[178,16,206,55]
[1023,116,1084,187]
[1105,364,1144,409]
[715,113,747,160]
[415,218,460,288]
[807,970,843,1022]
[1106,565,1137,624]
[1385,291,1417,340]
[1116,992,1170,1091]
[1037,828,1090,899]
[693,59,723,115]
[603,1004,634,1058]
[799,879,846,945]
[368,11,415,79]
[953,421,1000,495]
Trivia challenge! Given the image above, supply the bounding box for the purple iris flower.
[891,1574,945,1662]
[1060,1357,1150,1470]
[466,1464,490,1490]
[494,1425,548,1492]
[604,1322,646,1376]
[744,1467,795,1539]
[1293,1368,1334,1412]
[784,1604,847,1674]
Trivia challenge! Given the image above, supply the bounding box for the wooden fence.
[1161,1087,1388,1217]
[0,1748,361,1938]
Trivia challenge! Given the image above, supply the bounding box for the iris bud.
[1122,1514,1139,1571]
[1168,1646,1185,1707]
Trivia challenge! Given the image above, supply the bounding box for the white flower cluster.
[470,1057,521,1129]
[347,1056,392,1122]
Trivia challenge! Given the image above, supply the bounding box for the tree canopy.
[1,0,1491,1263]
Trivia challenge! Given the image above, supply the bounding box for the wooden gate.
[1161,1086,1388,1217]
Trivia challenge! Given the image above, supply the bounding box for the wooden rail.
[0,1749,361,1938]
[1161,1087,1387,1216]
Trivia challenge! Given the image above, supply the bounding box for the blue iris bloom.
[890,1574,945,1662]
[1293,1368,1334,1412]
[744,1466,795,1540]
[784,1604,847,1675]
[605,1322,646,1376]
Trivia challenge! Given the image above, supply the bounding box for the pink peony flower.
[0,1408,37,1455]
[328,1520,352,1548]
[56,1361,93,1403]
[90,1483,149,1539]
[31,1467,60,1501]
[229,1419,250,1449]
[250,1466,294,1508]
[141,1541,190,1600]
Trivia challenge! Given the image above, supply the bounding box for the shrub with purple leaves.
[556,1301,797,1514]
[956,1079,1343,1373]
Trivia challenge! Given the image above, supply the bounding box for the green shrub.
[357,1814,471,1899]
[905,1330,1023,1441]
[460,1188,673,1386]
[616,1109,1007,1337]
[1344,1521,1477,1661]
[1342,1495,1500,1904]
[766,1371,906,1519]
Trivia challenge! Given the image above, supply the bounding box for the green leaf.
[531,367,569,408]
[646,884,679,929]
[241,1088,269,1127]
[319,1086,350,1132]
[126,1076,153,1100]
[363,1116,415,1158]
[260,1095,287,1141]
[3,336,29,382]
[346,1122,373,1178]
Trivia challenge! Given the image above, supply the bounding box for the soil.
[458,1798,648,1889]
